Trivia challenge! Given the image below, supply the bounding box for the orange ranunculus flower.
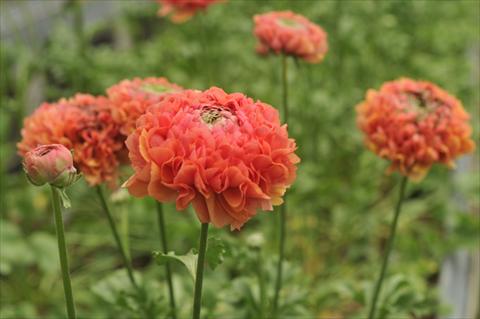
[157,0,222,23]
[107,77,183,136]
[253,10,328,63]
[124,87,300,230]
[356,78,475,181]
[18,94,124,187]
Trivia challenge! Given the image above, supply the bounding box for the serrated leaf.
[206,236,230,270]
[153,249,198,281]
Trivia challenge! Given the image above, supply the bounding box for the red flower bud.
[23,144,79,188]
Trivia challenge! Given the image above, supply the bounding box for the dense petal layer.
[157,0,222,23]
[125,87,299,229]
[18,94,124,187]
[107,77,183,136]
[356,78,475,180]
[253,11,328,63]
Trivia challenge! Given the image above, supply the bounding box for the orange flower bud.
[23,144,79,188]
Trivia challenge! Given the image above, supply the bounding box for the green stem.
[367,176,408,319]
[192,223,209,319]
[51,186,76,319]
[120,204,131,261]
[95,186,137,289]
[272,204,287,316]
[272,53,289,316]
[256,249,266,319]
[156,202,177,319]
[281,54,289,122]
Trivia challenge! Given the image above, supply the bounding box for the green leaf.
[206,236,230,270]
[153,249,198,281]
[57,188,72,208]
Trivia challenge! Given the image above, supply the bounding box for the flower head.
[157,0,222,23]
[18,94,124,187]
[23,144,79,188]
[356,78,475,181]
[107,77,183,136]
[253,11,328,63]
[124,87,300,230]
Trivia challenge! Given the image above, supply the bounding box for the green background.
[1,0,479,318]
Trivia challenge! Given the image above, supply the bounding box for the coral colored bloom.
[253,11,328,63]
[107,77,183,136]
[356,78,475,181]
[18,94,124,187]
[157,0,222,23]
[23,144,79,188]
[124,87,300,230]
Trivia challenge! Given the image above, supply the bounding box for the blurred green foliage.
[1,0,479,318]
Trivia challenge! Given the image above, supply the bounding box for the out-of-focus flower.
[18,94,124,187]
[124,87,300,230]
[23,144,79,188]
[356,78,475,181]
[253,10,328,63]
[107,77,183,136]
[157,0,222,23]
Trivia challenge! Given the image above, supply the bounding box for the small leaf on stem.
[153,250,198,281]
[58,188,72,208]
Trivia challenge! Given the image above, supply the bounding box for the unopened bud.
[23,144,80,188]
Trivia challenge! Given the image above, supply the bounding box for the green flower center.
[141,83,175,94]
[406,91,440,111]
[277,18,304,29]
[403,91,443,121]
[201,108,223,125]
[200,106,234,126]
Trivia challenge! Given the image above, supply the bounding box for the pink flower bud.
[23,144,79,188]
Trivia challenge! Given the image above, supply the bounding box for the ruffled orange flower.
[253,10,328,63]
[124,87,300,230]
[356,78,475,181]
[18,94,124,187]
[107,77,183,136]
[157,0,222,23]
